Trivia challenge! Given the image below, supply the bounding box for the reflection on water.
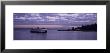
[14,28,97,40]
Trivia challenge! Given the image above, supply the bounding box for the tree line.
[72,23,97,31]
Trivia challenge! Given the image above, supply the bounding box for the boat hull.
[30,29,47,33]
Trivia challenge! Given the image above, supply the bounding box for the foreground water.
[14,28,97,40]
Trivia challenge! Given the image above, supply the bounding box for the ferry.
[30,27,47,33]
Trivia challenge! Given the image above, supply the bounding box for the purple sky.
[14,13,97,26]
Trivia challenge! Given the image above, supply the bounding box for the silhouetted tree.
[72,23,97,31]
[72,27,75,30]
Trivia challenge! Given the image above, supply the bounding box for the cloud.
[71,14,79,17]
[46,16,56,21]
[14,13,97,25]
[39,19,45,21]
[30,13,40,17]
[58,14,68,16]
[60,17,68,20]
[17,17,26,20]
[55,16,60,19]
[58,13,79,17]
[86,13,95,16]
[74,20,90,22]
[36,17,42,19]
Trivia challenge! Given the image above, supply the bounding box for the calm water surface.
[14,28,97,40]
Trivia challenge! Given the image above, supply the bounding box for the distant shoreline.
[14,23,97,32]
[14,28,97,32]
[57,30,97,32]
[14,25,63,28]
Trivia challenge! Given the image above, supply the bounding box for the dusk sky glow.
[14,13,97,26]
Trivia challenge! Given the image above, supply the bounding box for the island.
[58,23,97,31]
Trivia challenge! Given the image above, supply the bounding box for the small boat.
[30,28,47,33]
